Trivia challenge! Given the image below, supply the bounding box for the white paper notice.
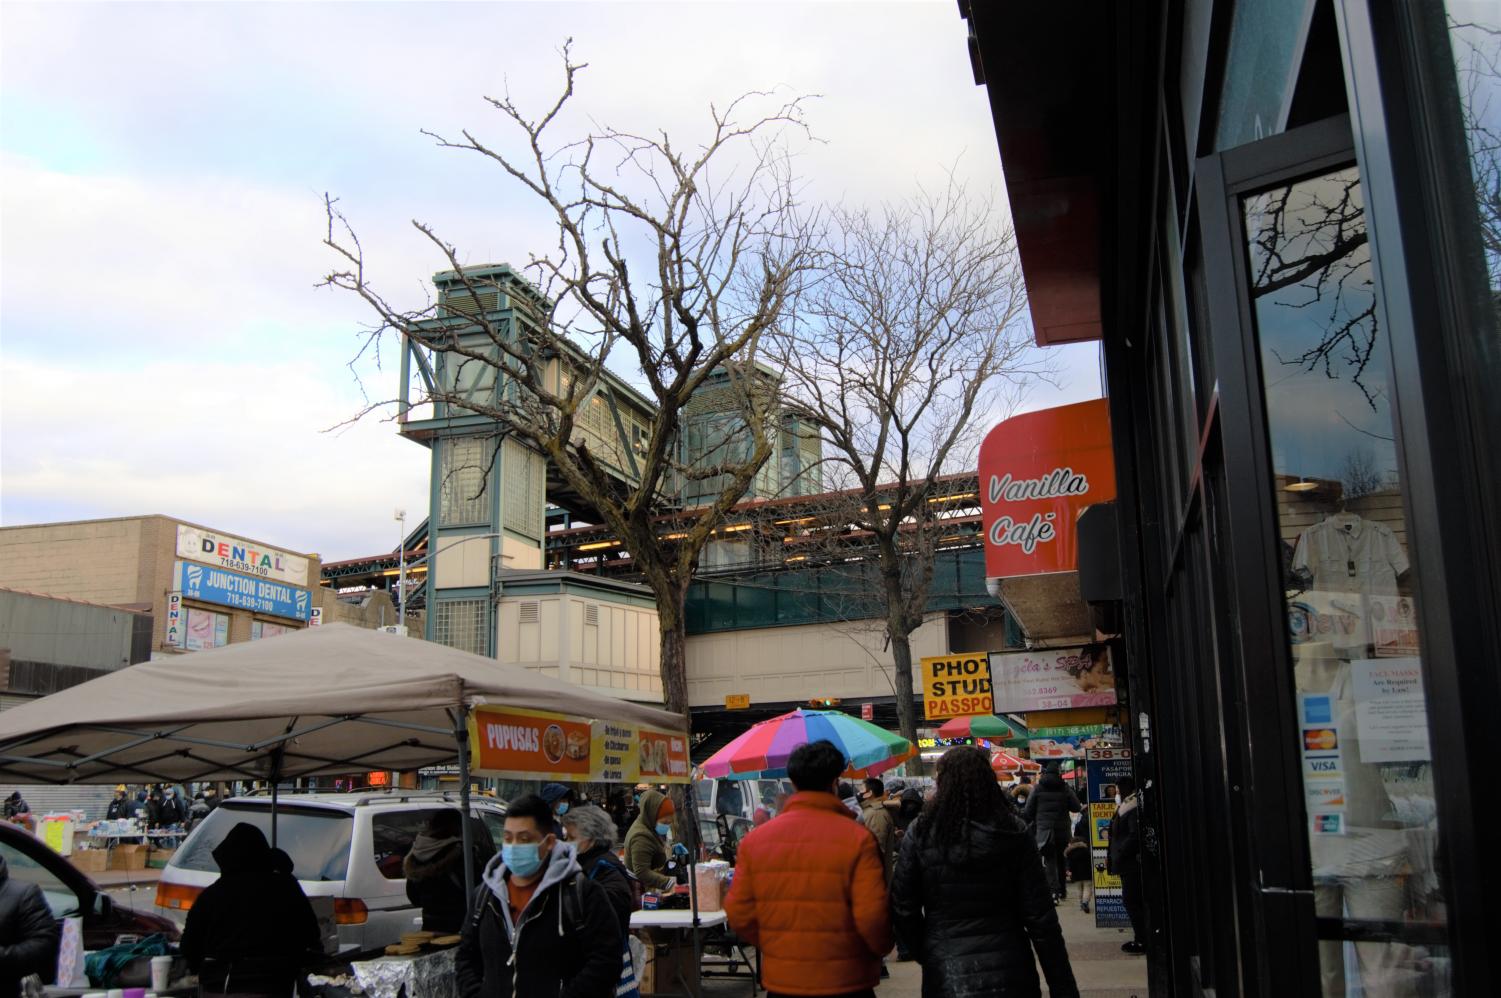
[1351,657,1431,763]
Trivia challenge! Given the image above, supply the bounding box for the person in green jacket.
[624,789,677,891]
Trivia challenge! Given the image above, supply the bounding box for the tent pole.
[684,781,703,997]
[457,706,475,898]
[269,744,285,849]
[270,781,279,848]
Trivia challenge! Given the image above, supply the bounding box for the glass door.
[1198,118,1451,997]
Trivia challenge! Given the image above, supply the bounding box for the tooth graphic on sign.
[186,565,204,588]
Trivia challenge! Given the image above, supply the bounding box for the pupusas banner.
[467,706,690,783]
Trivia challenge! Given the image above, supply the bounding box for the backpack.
[588,852,644,912]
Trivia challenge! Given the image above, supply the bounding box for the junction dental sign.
[978,398,1116,578]
[176,525,309,587]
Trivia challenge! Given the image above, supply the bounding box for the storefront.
[0,516,320,654]
[961,1,1497,995]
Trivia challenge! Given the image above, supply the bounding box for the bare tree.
[1339,446,1385,501]
[321,43,819,718]
[769,182,1037,748]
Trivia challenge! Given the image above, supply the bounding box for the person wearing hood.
[180,822,320,995]
[2,793,28,822]
[106,786,129,820]
[158,787,185,828]
[623,789,677,892]
[1021,765,1083,901]
[891,746,1079,998]
[1106,775,1146,954]
[539,783,575,834]
[405,808,471,933]
[0,853,60,997]
[455,794,621,998]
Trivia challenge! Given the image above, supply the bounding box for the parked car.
[692,777,794,823]
[154,791,507,952]
[0,821,178,949]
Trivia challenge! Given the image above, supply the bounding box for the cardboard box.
[146,847,175,869]
[72,849,108,874]
[109,844,147,871]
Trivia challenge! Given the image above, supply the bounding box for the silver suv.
[154,791,507,952]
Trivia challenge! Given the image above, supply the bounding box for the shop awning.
[0,623,684,785]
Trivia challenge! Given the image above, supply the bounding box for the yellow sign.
[921,651,993,720]
[725,694,751,710]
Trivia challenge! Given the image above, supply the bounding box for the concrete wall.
[0,589,140,672]
[317,588,425,634]
[684,613,949,708]
[0,517,151,606]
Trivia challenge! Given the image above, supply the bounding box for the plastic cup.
[124,988,147,998]
[150,956,173,992]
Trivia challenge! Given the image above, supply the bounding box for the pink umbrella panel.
[701,708,917,780]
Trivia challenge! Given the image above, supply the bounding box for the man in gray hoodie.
[455,794,621,998]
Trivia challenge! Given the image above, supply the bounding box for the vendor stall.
[0,624,689,996]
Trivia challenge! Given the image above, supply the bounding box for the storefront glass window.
[184,607,229,651]
[1243,167,1448,995]
[1446,2,1501,296]
[250,621,291,640]
[1215,0,1314,150]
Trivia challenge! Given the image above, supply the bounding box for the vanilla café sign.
[986,468,1092,555]
[976,398,1116,578]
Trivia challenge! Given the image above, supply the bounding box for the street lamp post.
[395,509,407,631]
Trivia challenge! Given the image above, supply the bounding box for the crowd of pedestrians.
[0,745,1132,998]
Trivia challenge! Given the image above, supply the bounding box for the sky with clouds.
[0,0,1102,562]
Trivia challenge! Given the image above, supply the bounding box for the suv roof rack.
[232,788,476,808]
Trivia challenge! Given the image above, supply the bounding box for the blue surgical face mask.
[655,822,671,837]
[555,802,570,816]
[502,842,544,878]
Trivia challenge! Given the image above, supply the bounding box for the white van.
[155,792,507,952]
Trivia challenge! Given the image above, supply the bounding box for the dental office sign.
[978,398,1116,578]
[176,525,309,587]
[175,561,312,621]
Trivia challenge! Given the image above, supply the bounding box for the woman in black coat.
[1022,767,1083,899]
[891,746,1079,998]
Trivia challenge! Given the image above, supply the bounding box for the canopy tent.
[0,623,687,897]
[0,623,682,786]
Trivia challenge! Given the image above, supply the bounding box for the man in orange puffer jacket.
[724,740,894,997]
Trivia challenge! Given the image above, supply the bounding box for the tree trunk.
[890,628,920,751]
[657,584,690,718]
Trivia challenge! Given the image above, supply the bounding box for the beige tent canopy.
[0,623,684,786]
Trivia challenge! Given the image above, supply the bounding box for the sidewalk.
[702,895,1147,998]
[91,866,163,888]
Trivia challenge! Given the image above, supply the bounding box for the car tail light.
[333,898,368,924]
[154,882,202,911]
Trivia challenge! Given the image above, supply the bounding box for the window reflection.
[1448,3,1501,293]
[1243,167,1448,997]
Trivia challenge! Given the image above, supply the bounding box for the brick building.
[0,516,322,655]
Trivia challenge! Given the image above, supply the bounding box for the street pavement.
[704,893,1148,997]
[98,867,1149,995]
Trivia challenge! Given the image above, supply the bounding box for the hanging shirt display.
[1291,513,1410,652]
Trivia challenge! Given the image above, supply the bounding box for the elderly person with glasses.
[560,804,635,938]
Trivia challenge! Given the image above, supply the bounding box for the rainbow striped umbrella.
[701,708,917,780]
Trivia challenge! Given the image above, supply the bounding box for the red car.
[0,822,178,949]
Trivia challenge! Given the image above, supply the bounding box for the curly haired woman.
[889,745,1079,998]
